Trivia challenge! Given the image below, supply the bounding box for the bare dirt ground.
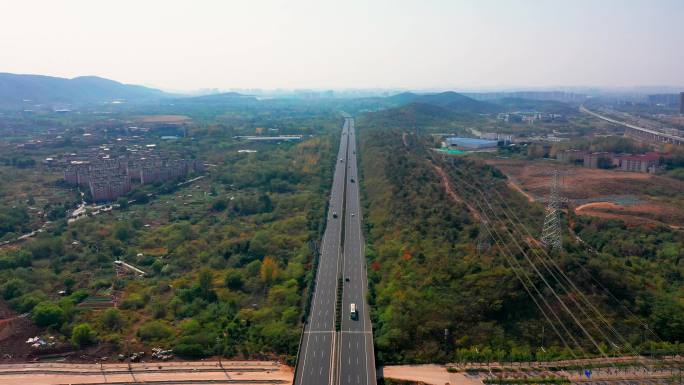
[486,158,684,227]
[381,364,483,385]
[0,361,292,385]
[574,201,684,228]
[0,301,40,362]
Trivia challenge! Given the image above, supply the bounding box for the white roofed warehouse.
[445,137,498,150]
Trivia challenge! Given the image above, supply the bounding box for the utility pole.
[540,169,563,251]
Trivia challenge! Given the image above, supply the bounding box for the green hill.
[0,72,169,107]
[385,91,497,113]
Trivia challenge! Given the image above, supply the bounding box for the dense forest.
[356,108,684,364]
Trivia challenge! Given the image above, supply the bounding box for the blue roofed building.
[445,137,498,150]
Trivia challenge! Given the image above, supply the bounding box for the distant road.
[338,117,377,385]
[580,105,684,145]
[294,119,349,385]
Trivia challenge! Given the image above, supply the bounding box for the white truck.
[350,303,358,320]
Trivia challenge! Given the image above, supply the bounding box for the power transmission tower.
[540,169,563,251]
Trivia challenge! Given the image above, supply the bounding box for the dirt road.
[0,361,293,385]
[432,163,481,221]
[381,364,483,385]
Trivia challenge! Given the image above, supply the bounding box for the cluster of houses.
[63,145,204,202]
[556,149,665,173]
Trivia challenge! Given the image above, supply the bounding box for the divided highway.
[294,117,376,385]
[294,118,349,385]
[338,118,377,385]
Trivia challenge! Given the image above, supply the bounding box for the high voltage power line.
[432,153,681,382]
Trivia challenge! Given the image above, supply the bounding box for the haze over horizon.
[1,0,682,92]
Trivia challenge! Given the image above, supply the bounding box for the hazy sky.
[1,0,682,91]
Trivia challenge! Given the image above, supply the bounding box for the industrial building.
[556,149,587,164]
[445,137,498,150]
[583,152,613,169]
[615,152,663,173]
[556,148,664,173]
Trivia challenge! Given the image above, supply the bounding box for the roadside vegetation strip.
[483,378,570,384]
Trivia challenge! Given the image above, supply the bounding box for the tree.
[249,231,270,257]
[63,275,76,294]
[71,323,96,347]
[259,193,273,212]
[116,197,129,209]
[197,269,216,301]
[101,308,123,331]
[650,294,684,341]
[260,256,280,285]
[114,224,133,242]
[130,190,149,204]
[28,237,63,259]
[211,198,227,212]
[32,302,65,327]
[1,278,24,300]
[138,320,173,341]
[224,271,244,291]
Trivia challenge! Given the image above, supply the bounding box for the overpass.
[580,105,684,145]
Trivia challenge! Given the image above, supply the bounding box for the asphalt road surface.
[338,117,377,385]
[294,118,349,385]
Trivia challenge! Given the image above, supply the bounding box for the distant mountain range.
[0,73,170,107]
[383,91,498,113]
[0,72,578,114]
[172,91,258,105]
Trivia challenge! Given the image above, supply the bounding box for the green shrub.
[1,278,24,300]
[121,293,146,310]
[137,320,173,341]
[211,198,228,212]
[32,301,65,327]
[14,293,43,313]
[173,340,209,357]
[101,308,124,331]
[71,323,96,347]
[224,271,244,290]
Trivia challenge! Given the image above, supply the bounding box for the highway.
[580,105,684,145]
[338,117,377,385]
[294,118,349,385]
